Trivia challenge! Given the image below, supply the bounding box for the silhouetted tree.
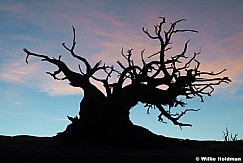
[23,17,231,143]
[223,127,238,141]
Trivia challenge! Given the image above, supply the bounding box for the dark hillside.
[0,135,242,163]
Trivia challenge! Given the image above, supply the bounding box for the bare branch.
[62,26,91,73]
[223,127,229,141]
[142,27,159,40]
[148,51,160,59]
[141,49,146,66]
[78,64,85,75]
[46,69,62,80]
[173,29,198,34]
[24,48,49,64]
[198,69,227,76]
[156,104,196,127]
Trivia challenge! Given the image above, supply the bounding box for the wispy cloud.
[0,3,34,20]
[0,59,38,84]
[1,1,242,98]
[40,80,83,96]
[199,29,243,82]
[0,59,82,96]
[47,116,68,121]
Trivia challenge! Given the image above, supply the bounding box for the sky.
[0,0,243,141]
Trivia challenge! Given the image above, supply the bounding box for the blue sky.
[0,0,243,140]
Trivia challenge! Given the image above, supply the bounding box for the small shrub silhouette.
[223,127,238,142]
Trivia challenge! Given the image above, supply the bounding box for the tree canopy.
[23,17,231,133]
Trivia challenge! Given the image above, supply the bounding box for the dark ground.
[0,135,242,163]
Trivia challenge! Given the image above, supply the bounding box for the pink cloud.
[0,59,83,96]
[0,59,38,84]
[0,3,34,20]
[199,29,243,82]
[2,1,242,97]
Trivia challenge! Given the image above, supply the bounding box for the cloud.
[188,26,243,97]
[15,102,22,105]
[199,29,243,83]
[40,80,82,96]
[0,2,36,23]
[47,116,68,121]
[0,59,37,84]
[1,1,242,98]
[0,59,82,96]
